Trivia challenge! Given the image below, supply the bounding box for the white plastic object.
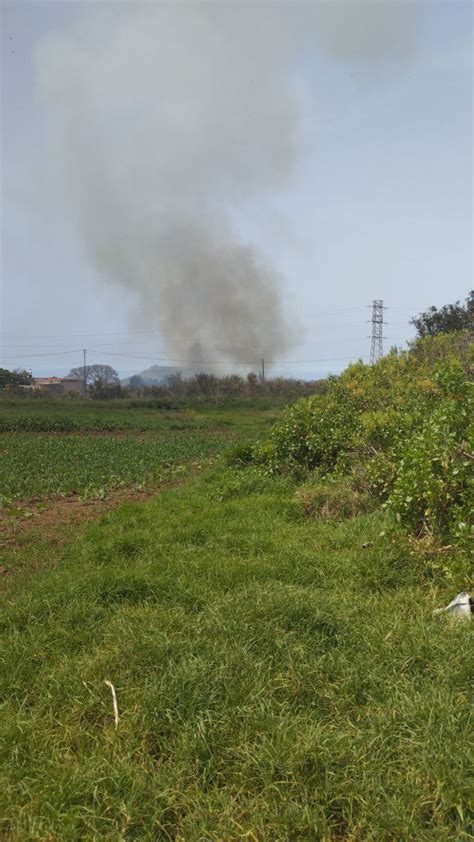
[433,591,472,618]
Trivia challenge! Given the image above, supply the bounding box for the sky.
[1,0,472,380]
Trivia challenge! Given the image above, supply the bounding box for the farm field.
[0,430,228,502]
[0,403,278,504]
[0,399,283,433]
[0,395,472,840]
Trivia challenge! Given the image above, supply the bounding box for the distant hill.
[121,364,193,386]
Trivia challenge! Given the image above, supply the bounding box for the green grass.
[1,463,471,840]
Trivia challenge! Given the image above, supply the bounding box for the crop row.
[0,408,207,433]
[0,431,231,502]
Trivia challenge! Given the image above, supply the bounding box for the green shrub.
[386,364,472,546]
[261,388,362,476]
[255,336,473,554]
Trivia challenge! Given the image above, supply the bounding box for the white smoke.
[37,1,419,365]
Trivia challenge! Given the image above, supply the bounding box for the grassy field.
[0,399,472,840]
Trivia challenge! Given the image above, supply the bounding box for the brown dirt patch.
[0,467,200,582]
[0,487,154,552]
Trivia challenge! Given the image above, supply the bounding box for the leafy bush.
[0,368,32,389]
[255,335,473,554]
[260,386,362,476]
[386,364,472,545]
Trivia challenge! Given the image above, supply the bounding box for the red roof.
[33,377,79,385]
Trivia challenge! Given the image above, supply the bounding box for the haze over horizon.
[1,0,472,380]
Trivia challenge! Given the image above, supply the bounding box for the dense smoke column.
[37,2,419,365]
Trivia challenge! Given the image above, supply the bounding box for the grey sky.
[1,0,472,379]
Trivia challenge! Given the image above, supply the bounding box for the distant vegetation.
[133,372,330,406]
[410,290,473,337]
[1,369,329,406]
[67,363,121,398]
[0,368,32,389]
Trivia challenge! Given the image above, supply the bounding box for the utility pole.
[261,357,265,384]
[369,300,385,364]
[82,348,87,397]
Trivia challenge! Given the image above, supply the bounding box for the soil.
[2,486,151,540]
[0,470,199,583]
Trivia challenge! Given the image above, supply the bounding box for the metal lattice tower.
[370,299,385,364]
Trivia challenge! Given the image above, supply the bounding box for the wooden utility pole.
[261,357,265,383]
[83,348,87,397]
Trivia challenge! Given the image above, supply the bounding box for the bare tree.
[68,364,119,388]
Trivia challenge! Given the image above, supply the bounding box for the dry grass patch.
[297,475,376,521]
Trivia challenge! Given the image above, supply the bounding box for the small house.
[32,376,82,396]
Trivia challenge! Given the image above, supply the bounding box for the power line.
[2,330,412,354]
[87,349,366,365]
[0,336,391,352]
[0,349,84,358]
[0,304,430,343]
[0,307,372,341]
[0,301,413,371]
[1,347,367,366]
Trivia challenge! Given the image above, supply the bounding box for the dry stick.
[104,680,119,729]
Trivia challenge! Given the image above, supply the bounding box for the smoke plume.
[37,2,418,366]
